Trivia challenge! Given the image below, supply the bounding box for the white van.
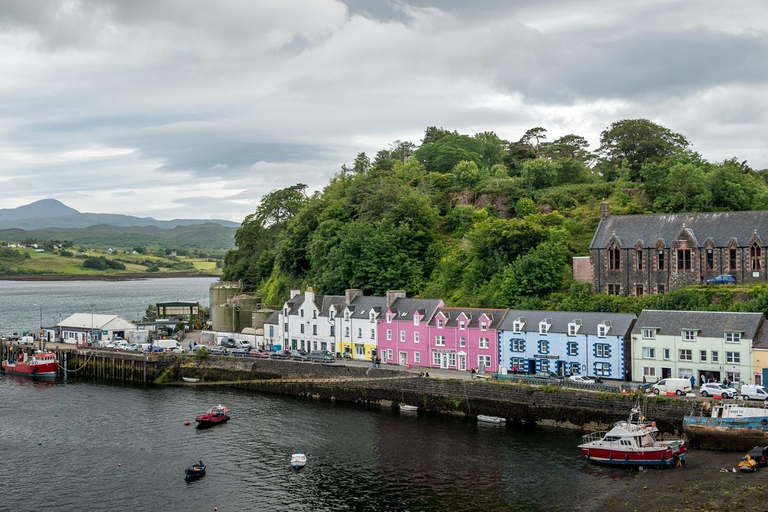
[741,385,768,401]
[651,378,692,396]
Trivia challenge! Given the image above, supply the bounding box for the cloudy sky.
[1,0,767,222]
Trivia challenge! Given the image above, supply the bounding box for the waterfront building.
[498,310,636,380]
[377,291,443,369]
[631,310,767,385]
[278,287,345,353]
[426,308,506,373]
[263,311,280,349]
[337,289,386,361]
[56,313,137,344]
[589,203,768,295]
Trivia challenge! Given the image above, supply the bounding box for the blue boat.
[683,403,768,451]
[185,461,206,481]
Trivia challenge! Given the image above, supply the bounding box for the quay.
[1,339,695,433]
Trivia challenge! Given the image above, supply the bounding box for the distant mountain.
[0,199,240,230]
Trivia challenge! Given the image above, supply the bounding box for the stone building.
[590,203,768,295]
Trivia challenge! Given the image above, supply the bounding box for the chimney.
[345,288,363,304]
[386,290,407,309]
[290,289,300,299]
[599,200,610,221]
[305,286,315,305]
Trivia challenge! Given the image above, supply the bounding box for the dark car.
[748,446,768,466]
[527,371,564,381]
[220,338,237,348]
[309,350,335,363]
[269,350,290,360]
[707,274,736,285]
[232,348,251,357]
[290,349,311,361]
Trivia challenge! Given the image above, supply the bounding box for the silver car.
[700,383,737,398]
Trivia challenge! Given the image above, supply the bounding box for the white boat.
[182,377,200,383]
[399,404,418,412]
[291,451,307,470]
[477,415,506,424]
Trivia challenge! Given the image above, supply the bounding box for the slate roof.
[631,310,764,339]
[264,311,280,325]
[590,210,768,249]
[344,296,387,319]
[752,320,768,350]
[285,294,345,317]
[387,298,443,322]
[498,310,636,336]
[428,308,508,329]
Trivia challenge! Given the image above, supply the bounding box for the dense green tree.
[520,158,558,189]
[254,183,308,227]
[414,134,485,174]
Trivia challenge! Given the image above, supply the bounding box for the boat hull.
[578,446,684,467]
[195,415,229,429]
[185,466,206,481]
[683,416,768,451]
[2,360,57,378]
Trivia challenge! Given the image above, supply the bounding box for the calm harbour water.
[0,278,622,511]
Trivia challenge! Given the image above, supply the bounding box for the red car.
[248,349,269,358]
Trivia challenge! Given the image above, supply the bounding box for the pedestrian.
[189,341,192,351]
[642,375,646,385]
[512,364,518,374]
[690,375,696,388]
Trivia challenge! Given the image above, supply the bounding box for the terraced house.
[426,308,506,373]
[377,292,443,369]
[631,310,768,385]
[337,289,386,361]
[498,310,636,380]
[277,287,345,354]
[590,204,768,295]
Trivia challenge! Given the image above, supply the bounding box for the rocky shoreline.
[0,271,219,281]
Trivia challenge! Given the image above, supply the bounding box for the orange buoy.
[184,421,191,426]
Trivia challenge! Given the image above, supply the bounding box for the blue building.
[498,310,636,380]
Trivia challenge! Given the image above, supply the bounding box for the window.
[642,347,655,359]
[459,336,465,347]
[595,344,610,357]
[345,327,350,337]
[700,350,707,362]
[371,329,375,339]
[387,313,393,323]
[269,326,274,337]
[568,322,580,335]
[706,249,714,270]
[357,328,362,339]
[726,351,741,364]
[435,335,445,346]
[539,360,549,372]
[682,330,696,341]
[449,353,456,367]
[479,337,489,349]
[663,348,670,360]
[432,352,441,366]
[607,283,620,296]
[330,326,335,336]
[478,355,491,369]
[312,325,317,335]
[511,339,525,352]
[677,249,691,270]
[752,244,762,270]
[386,329,392,341]
[679,349,692,361]
[642,329,655,339]
[539,320,551,334]
[330,310,335,320]
[400,331,406,342]
[539,340,549,354]
[300,309,304,318]
[636,249,643,270]
[414,315,419,326]
[387,349,393,360]
[567,342,578,356]
[730,248,737,271]
[459,320,466,330]
[283,323,288,331]
[594,362,611,376]
[597,323,609,337]
[657,250,665,270]
[570,362,580,375]
[513,320,524,332]
[300,324,305,334]
[313,310,317,319]
[414,352,420,363]
[712,350,719,363]
[511,357,525,370]
[608,247,620,270]
[725,332,741,343]
[657,284,666,294]
[480,322,487,331]
[356,345,365,356]
[635,284,644,296]
[643,366,657,378]
[414,332,420,343]
[436,319,443,328]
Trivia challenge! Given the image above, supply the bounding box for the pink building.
[377,292,443,369]
[426,308,506,373]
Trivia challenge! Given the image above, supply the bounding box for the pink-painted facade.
[377,297,443,369]
[425,308,505,373]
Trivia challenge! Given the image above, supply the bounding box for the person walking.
[690,375,696,389]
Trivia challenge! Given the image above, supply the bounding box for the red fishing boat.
[195,404,230,428]
[2,350,58,378]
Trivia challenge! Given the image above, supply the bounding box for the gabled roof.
[387,298,443,322]
[498,310,636,336]
[319,295,346,316]
[591,210,768,249]
[264,311,280,325]
[58,313,137,331]
[344,296,387,319]
[428,308,508,329]
[632,310,764,339]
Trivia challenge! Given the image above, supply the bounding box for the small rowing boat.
[182,377,200,383]
[185,461,206,481]
[291,451,307,470]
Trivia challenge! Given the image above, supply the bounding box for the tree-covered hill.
[222,119,768,311]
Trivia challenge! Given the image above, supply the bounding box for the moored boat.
[2,351,58,378]
[399,404,418,412]
[195,404,230,428]
[683,403,768,451]
[185,461,206,481]
[477,415,506,424]
[578,404,685,467]
[182,377,200,383]
[291,451,307,470]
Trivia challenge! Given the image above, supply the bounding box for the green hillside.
[221,119,768,315]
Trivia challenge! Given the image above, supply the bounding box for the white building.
[278,287,345,353]
[56,313,137,345]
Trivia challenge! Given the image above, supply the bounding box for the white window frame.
[479,337,489,349]
[400,330,406,342]
[726,351,741,364]
[595,344,609,358]
[478,355,491,369]
[459,336,466,347]
[568,322,579,335]
[435,335,445,346]
[725,332,741,343]
[679,349,692,361]
[513,320,524,333]
[459,320,466,330]
[414,331,420,343]
[386,329,392,341]
[642,328,655,339]
[437,319,443,329]
[539,320,551,334]
[643,366,657,379]
[682,330,696,341]
[642,347,655,359]
[414,352,420,364]
[480,321,488,331]
[413,315,420,326]
[597,323,609,337]
[712,350,719,363]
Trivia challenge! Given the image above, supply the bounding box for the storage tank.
[236,295,261,330]
[210,281,241,332]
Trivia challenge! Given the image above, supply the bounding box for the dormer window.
[369,312,376,322]
[313,310,317,319]
[480,321,487,331]
[345,310,351,319]
[597,322,611,337]
[459,320,466,330]
[387,313,393,323]
[513,318,525,333]
[437,319,443,328]
[284,308,288,316]
[414,315,420,326]
[330,310,335,320]
[539,319,552,334]
[300,309,304,318]
[568,320,581,336]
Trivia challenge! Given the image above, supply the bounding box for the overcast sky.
[1,0,767,222]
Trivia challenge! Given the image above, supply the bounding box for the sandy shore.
[588,448,767,512]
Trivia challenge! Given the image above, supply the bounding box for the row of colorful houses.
[263,287,768,385]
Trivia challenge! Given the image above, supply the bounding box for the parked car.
[527,371,564,381]
[748,446,768,466]
[220,338,237,348]
[249,349,269,358]
[290,349,311,361]
[208,346,227,356]
[269,350,290,360]
[651,378,693,396]
[115,342,129,351]
[103,341,116,349]
[125,343,141,352]
[741,385,768,401]
[309,350,335,363]
[707,274,736,285]
[150,346,165,353]
[568,375,595,384]
[232,348,251,357]
[700,382,738,398]
[236,340,253,350]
